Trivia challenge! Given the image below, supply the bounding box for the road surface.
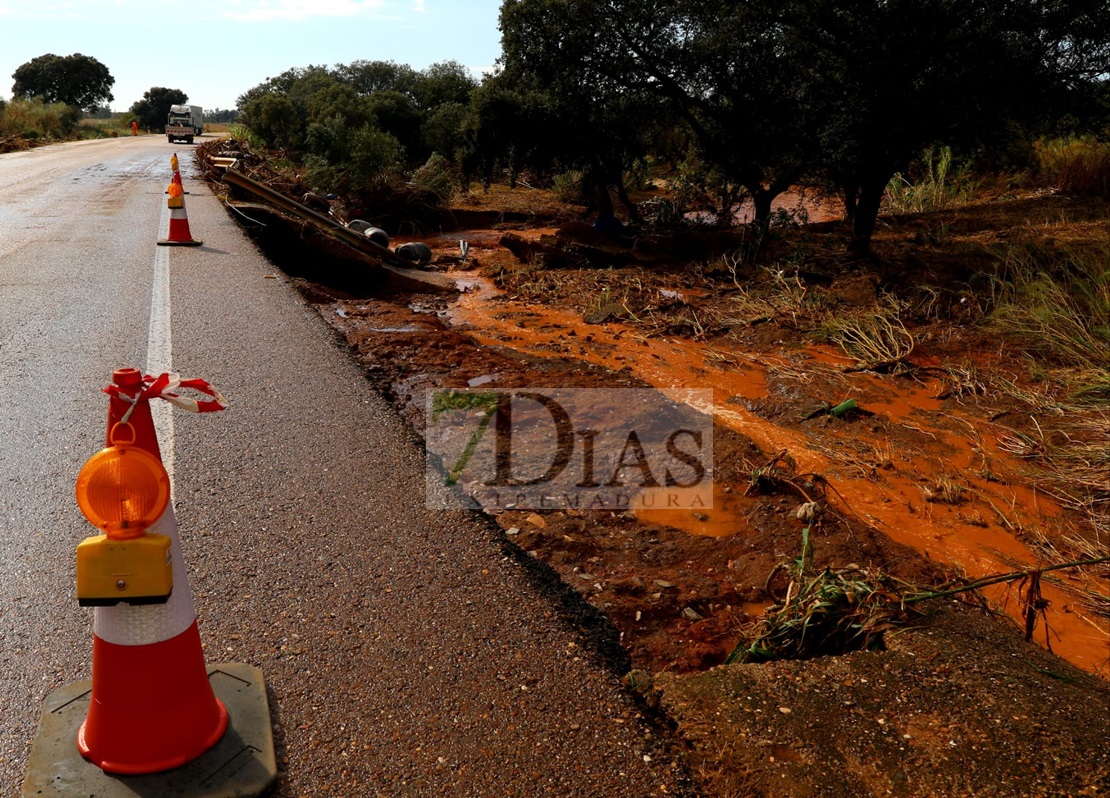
[0,136,689,796]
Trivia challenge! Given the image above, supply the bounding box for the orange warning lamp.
[75,431,174,606]
[76,444,170,537]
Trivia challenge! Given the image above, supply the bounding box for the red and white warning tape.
[105,372,227,422]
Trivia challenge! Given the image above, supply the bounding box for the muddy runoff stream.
[444,272,1106,675]
[224,187,1107,676]
[268,192,1107,678]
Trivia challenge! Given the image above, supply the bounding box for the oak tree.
[497,0,1109,250]
[129,87,188,132]
[12,53,114,112]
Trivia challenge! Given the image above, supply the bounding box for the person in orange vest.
[131,119,138,136]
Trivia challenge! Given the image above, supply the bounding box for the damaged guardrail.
[212,162,456,293]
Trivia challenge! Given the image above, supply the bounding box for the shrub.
[227,124,268,152]
[0,98,80,139]
[670,154,746,226]
[421,101,468,162]
[303,120,403,195]
[551,170,587,204]
[243,94,302,150]
[411,152,457,203]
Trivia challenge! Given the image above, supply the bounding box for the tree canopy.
[496,0,1110,251]
[237,60,479,174]
[129,87,188,131]
[11,53,114,112]
[781,0,1110,250]
[232,3,1108,253]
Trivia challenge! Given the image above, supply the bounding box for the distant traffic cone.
[77,368,228,774]
[165,152,187,195]
[158,181,202,246]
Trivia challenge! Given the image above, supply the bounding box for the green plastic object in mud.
[829,398,857,418]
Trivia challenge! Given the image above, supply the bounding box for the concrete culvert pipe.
[347,219,373,233]
[396,242,432,266]
[363,227,390,248]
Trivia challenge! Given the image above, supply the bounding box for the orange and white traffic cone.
[158,180,202,247]
[76,368,228,774]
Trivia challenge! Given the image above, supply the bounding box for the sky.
[0,0,505,112]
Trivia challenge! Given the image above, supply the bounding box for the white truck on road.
[166,104,204,143]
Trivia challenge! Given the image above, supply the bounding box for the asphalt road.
[0,137,688,796]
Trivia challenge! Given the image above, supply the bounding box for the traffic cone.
[158,181,202,247]
[76,368,227,774]
[165,152,187,195]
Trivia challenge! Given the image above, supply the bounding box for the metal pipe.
[220,166,415,269]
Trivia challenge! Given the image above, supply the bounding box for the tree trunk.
[848,175,889,254]
[752,188,774,229]
[616,180,640,225]
[595,180,615,216]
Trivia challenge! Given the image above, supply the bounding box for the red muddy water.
[448,276,1107,675]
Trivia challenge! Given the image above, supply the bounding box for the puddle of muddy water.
[637,482,751,538]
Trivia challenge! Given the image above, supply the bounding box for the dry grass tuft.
[823,300,915,371]
[988,240,1109,374]
[724,264,814,327]
[920,474,969,505]
[1035,137,1110,198]
[998,410,1109,530]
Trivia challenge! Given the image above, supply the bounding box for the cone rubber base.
[20,663,276,797]
[157,238,203,246]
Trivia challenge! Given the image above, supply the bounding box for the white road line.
[148,201,175,491]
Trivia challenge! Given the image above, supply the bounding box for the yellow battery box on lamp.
[75,433,174,606]
[76,533,173,606]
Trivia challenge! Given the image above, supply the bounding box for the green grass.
[885,145,980,214]
[1035,137,1110,198]
[77,116,136,139]
[986,238,1109,541]
[726,528,917,664]
[988,240,1110,375]
[227,124,270,152]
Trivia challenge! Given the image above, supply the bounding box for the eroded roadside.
[212,173,1110,797]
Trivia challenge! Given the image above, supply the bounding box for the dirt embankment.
[213,169,1110,797]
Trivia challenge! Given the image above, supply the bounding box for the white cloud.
[224,0,387,21]
[0,0,80,17]
[412,0,426,12]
